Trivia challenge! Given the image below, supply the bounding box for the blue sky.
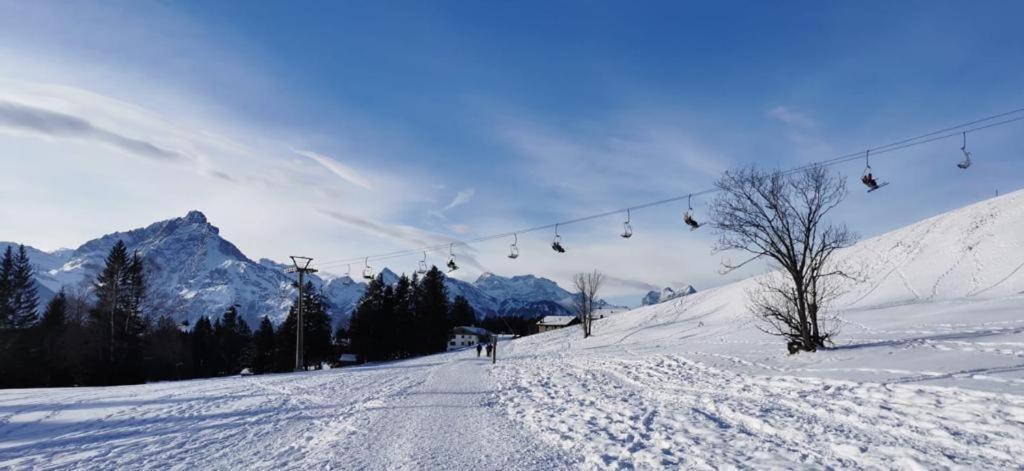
[1,1,1023,305]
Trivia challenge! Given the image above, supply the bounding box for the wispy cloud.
[444,188,475,211]
[497,115,728,210]
[603,274,660,292]
[294,149,373,190]
[767,106,815,128]
[0,100,184,161]
[447,224,470,234]
[319,209,447,247]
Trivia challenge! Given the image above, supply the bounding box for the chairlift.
[362,257,374,280]
[683,194,701,231]
[621,210,633,238]
[345,263,351,278]
[508,233,520,259]
[958,131,972,169]
[446,243,459,272]
[417,251,428,274]
[551,224,566,253]
[860,150,888,192]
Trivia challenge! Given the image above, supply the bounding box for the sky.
[1,1,1023,306]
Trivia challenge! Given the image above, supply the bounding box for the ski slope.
[3,191,1024,469]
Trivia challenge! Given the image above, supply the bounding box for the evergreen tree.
[349,275,390,361]
[277,282,334,370]
[88,241,148,385]
[190,316,216,377]
[391,274,415,359]
[125,251,146,318]
[414,267,450,355]
[215,305,252,375]
[38,290,74,386]
[449,295,477,328]
[0,245,14,329]
[145,315,188,382]
[253,316,276,374]
[9,245,39,328]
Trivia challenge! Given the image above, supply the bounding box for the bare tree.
[710,165,857,352]
[572,270,604,338]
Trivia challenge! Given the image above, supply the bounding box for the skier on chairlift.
[551,224,566,253]
[683,194,701,230]
[683,212,700,230]
[860,150,886,192]
[446,244,459,272]
[861,172,880,191]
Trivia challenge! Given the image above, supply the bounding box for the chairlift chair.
[621,210,633,238]
[958,131,972,169]
[551,224,566,253]
[508,233,520,259]
[683,212,700,231]
[417,251,428,274]
[447,243,459,272]
[683,194,701,231]
[861,150,887,192]
[362,258,374,280]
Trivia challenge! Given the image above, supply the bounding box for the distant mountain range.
[641,284,697,306]
[2,211,618,327]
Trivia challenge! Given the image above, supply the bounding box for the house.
[448,326,493,351]
[536,315,580,333]
[336,353,359,366]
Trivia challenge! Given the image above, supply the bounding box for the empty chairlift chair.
[958,131,972,169]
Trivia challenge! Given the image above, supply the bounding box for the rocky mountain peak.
[184,210,208,224]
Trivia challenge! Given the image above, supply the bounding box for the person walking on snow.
[476,344,482,357]
[485,344,493,357]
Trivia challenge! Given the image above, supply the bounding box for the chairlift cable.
[316,108,1024,269]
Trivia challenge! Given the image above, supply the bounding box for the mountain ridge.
[3,211,618,327]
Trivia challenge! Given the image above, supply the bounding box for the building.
[335,353,360,366]
[448,326,493,351]
[536,315,580,333]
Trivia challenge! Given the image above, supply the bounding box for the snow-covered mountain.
[4,211,304,327]
[4,211,610,327]
[640,284,697,306]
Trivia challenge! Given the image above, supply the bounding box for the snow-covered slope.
[514,188,1024,385]
[485,189,1024,467]
[2,191,1024,469]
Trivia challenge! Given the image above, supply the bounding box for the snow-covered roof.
[452,326,492,336]
[537,315,578,326]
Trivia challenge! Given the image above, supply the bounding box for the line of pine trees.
[347,267,479,362]
[0,242,499,389]
[0,241,344,388]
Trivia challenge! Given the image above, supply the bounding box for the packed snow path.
[0,351,575,470]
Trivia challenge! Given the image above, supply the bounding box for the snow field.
[3,190,1024,469]
[493,351,1024,469]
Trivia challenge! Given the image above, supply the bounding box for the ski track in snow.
[0,352,574,470]
[494,353,1024,470]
